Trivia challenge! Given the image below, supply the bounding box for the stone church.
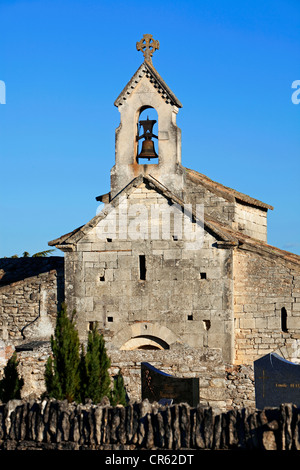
[1,35,300,409]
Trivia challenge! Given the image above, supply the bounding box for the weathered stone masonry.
[233,244,300,365]
[1,36,300,416]
[0,257,63,376]
[0,399,299,450]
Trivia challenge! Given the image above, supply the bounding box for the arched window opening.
[136,107,159,165]
[281,307,288,332]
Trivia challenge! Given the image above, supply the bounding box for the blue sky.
[0,0,299,257]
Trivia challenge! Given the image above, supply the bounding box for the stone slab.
[141,362,199,407]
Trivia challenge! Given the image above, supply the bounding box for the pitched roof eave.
[210,219,300,266]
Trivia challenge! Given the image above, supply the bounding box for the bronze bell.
[137,117,158,161]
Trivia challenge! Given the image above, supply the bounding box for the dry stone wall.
[0,399,299,450]
[1,340,257,412]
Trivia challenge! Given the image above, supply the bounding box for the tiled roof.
[186,168,274,211]
[0,257,64,287]
[209,218,300,266]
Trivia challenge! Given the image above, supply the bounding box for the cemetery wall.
[0,399,299,450]
[1,342,256,413]
[109,345,228,412]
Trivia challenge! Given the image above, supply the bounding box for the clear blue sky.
[0,0,299,257]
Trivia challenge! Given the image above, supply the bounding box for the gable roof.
[114,61,182,109]
[48,174,237,251]
[48,173,300,266]
[185,167,274,211]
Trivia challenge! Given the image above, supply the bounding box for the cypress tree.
[0,352,24,402]
[110,370,127,406]
[80,325,111,403]
[45,303,81,402]
[98,331,111,398]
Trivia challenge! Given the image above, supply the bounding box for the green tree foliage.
[45,304,81,402]
[5,249,55,258]
[80,325,111,403]
[0,352,24,402]
[45,310,128,405]
[32,249,55,257]
[111,370,127,406]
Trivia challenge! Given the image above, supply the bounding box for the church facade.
[1,35,300,408]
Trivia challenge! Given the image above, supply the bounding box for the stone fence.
[0,399,299,450]
[1,341,256,412]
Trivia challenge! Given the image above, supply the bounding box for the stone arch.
[114,322,181,351]
[120,335,169,351]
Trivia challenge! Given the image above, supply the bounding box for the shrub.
[0,352,24,402]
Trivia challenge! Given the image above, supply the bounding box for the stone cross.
[136,34,159,64]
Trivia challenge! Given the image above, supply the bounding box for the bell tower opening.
[136,107,159,165]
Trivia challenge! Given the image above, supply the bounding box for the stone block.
[267,316,279,330]
[255,317,268,329]
[239,318,256,329]
[83,252,100,263]
[77,242,92,252]
[292,303,300,312]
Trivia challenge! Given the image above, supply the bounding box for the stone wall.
[234,202,267,242]
[233,249,300,365]
[185,172,268,242]
[109,345,228,412]
[0,399,299,450]
[65,180,235,362]
[8,342,256,412]
[15,342,51,399]
[109,347,256,412]
[184,174,236,230]
[0,257,64,344]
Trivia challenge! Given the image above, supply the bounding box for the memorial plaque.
[141,362,199,407]
[254,353,300,409]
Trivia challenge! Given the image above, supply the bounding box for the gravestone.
[254,352,300,409]
[141,362,199,407]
